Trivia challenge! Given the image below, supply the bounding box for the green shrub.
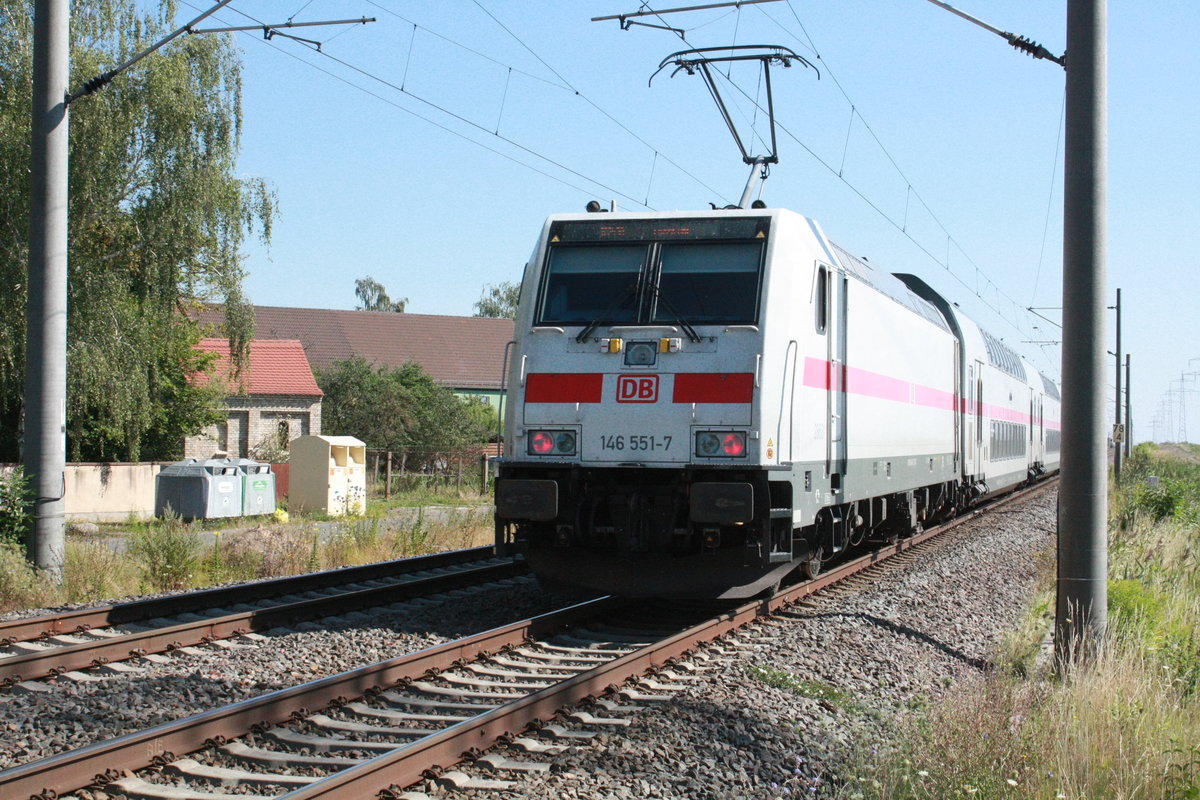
[1109,578,1200,694]
[1129,482,1184,521]
[128,525,202,591]
[198,530,268,586]
[0,541,54,612]
[0,468,34,548]
[64,540,141,602]
[390,514,430,558]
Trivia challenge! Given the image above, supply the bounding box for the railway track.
[0,546,523,689]
[0,479,1054,799]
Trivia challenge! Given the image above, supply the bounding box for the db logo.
[617,375,659,403]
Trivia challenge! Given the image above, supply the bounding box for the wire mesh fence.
[365,445,502,498]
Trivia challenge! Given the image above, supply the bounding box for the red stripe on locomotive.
[525,373,603,403]
[672,373,754,403]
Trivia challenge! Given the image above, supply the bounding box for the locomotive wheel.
[801,546,823,580]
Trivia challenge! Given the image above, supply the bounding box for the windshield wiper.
[575,281,639,343]
[649,283,703,343]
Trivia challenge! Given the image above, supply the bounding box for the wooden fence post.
[385,451,392,499]
[479,453,488,495]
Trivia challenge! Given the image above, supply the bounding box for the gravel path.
[0,488,1055,800]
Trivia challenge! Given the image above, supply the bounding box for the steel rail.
[280,477,1060,797]
[0,546,495,643]
[0,477,1054,799]
[0,557,524,686]
[0,596,629,800]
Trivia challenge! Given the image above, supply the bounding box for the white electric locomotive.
[493,205,1059,598]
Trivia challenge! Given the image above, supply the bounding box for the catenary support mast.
[1056,0,1108,664]
[25,0,69,577]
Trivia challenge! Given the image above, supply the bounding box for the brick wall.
[185,394,322,459]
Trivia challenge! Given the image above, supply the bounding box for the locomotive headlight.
[695,430,747,458]
[528,430,577,456]
[696,431,722,457]
[624,341,657,367]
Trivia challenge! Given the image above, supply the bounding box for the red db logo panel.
[616,375,659,403]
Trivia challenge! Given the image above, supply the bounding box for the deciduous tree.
[317,357,493,470]
[354,276,407,312]
[473,281,520,318]
[0,0,273,461]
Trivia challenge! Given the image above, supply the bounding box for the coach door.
[972,360,985,477]
[953,341,961,470]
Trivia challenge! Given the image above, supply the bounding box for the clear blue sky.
[168,1,1199,444]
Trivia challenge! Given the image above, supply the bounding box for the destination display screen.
[550,216,769,244]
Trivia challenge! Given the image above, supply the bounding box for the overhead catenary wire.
[177,0,1057,377]
[176,1,613,203]
[631,0,1055,370]
[234,0,734,206]
[364,1,571,91]
[179,1,669,209]
[311,47,650,209]
[757,0,1060,374]
[468,0,729,202]
[1032,90,1067,302]
[711,66,1046,358]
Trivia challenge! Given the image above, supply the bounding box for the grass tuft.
[0,490,493,614]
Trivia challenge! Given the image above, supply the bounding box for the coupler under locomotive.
[494,464,815,598]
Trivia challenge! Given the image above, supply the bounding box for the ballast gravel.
[469,488,1057,800]
[0,489,1056,800]
[0,578,558,769]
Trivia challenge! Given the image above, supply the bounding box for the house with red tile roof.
[197,305,515,413]
[184,338,323,459]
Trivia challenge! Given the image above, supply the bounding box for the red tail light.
[530,432,555,454]
[721,433,746,456]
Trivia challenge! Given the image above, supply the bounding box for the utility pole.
[25,0,69,577]
[1112,288,1122,481]
[1057,0,1108,665]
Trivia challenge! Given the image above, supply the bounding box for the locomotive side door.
[826,268,848,488]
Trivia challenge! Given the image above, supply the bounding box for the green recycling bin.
[235,458,276,516]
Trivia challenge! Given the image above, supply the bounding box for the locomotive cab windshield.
[536,216,769,330]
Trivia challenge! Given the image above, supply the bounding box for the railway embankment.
[0,500,495,621]
[0,485,1057,797]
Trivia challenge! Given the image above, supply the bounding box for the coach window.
[815,266,828,334]
[653,242,763,325]
[538,244,645,325]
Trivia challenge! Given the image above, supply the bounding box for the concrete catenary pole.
[1113,287,1122,480]
[25,0,69,578]
[1056,0,1108,666]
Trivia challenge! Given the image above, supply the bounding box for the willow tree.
[0,0,273,461]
